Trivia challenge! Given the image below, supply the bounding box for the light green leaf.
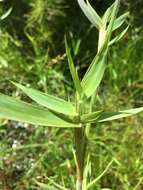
[35,181,58,190]
[97,107,143,122]
[81,0,120,98]
[81,51,107,98]
[83,154,91,190]
[77,0,102,29]
[46,177,69,190]
[12,82,75,116]
[0,7,12,20]
[102,3,114,28]
[107,0,120,42]
[112,12,129,31]
[81,110,103,123]
[109,25,129,46]
[87,160,114,189]
[65,36,83,97]
[0,93,80,128]
[86,0,102,28]
[103,5,129,32]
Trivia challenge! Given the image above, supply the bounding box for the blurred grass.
[0,0,143,189]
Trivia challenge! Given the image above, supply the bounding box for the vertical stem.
[75,126,87,190]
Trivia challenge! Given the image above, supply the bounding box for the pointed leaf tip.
[12,81,75,116]
[96,107,143,123]
[0,93,79,128]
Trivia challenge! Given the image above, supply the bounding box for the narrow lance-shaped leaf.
[96,107,143,123]
[81,0,120,98]
[109,25,129,46]
[81,110,103,123]
[87,160,114,189]
[81,50,107,98]
[0,93,80,128]
[112,12,129,31]
[0,7,12,20]
[77,0,102,29]
[65,36,83,97]
[35,181,58,190]
[12,82,75,116]
[102,3,114,28]
[86,0,102,28]
[102,6,129,32]
[106,0,120,42]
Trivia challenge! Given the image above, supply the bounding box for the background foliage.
[0,0,143,189]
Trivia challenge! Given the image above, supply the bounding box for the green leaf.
[96,107,143,122]
[0,93,80,128]
[65,36,83,97]
[106,0,120,42]
[83,154,91,190]
[81,110,103,123]
[77,0,102,29]
[35,181,58,190]
[86,0,102,28]
[103,5,129,32]
[112,12,129,31]
[102,3,114,29]
[109,25,129,46]
[87,160,114,189]
[46,177,69,190]
[12,82,75,116]
[81,0,120,98]
[81,51,107,98]
[0,7,12,20]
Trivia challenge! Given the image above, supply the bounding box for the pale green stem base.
[76,179,83,190]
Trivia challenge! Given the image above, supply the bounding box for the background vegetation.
[0,0,143,189]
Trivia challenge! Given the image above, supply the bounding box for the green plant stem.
[75,126,87,190]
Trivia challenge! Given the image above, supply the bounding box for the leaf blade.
[96,107,143,122]
[81,0,120,98]
[35,181,58,190]
[112,12,129,31]
[77,0,102,29]
[109,25,129,46]
[65,36,83,97]
[81,110,103,123]
[0,94,79,128]
[12,82,75,116]
[0,7,12,20]
[81,51,107,98]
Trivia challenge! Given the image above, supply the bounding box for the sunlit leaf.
[81,110,103,123]
[86,0,102,28]
[12,82,75,116]
[0,94,80,128]
[112,12,129,31]
[106,0,120,42]
[81,0,120,98]
[0,7,12,20]
[83,154,91,190]
[81,51,107,98]
[102,3,114,26]
[96,107,143,122]
[77,0,102,29]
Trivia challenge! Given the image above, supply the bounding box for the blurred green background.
[0,0,143,189]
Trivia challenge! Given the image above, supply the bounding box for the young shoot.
[0,0,142,190]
